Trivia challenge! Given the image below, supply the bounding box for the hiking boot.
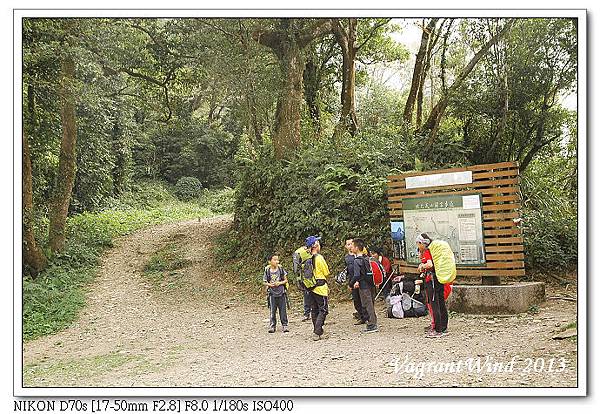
[363,325,379,333]
[268,327,275,333]
[282,326,289,333]
[312,333,321,341]
[354,319,366,325]
[425,331,444,338]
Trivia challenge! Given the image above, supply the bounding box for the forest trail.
[23,216,578,388]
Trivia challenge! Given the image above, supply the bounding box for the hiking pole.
[374,269,396,301]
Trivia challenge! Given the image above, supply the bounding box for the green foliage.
[139,120,238,188]
[521,156,577,272]
[199,187,235,214]
[174,176,203,201]
[223,131,411,276]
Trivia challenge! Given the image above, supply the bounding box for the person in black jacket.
[344,237,367,324]
[350,238,379,333]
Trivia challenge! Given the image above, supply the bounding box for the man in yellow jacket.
[302,235,330,341]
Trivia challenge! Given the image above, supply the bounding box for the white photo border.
[13,8,587,398]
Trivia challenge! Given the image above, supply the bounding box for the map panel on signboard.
[403,193,486,266]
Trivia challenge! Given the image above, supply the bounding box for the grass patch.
[143,242,191,290]
[23,182,223,342]
[23,352,144,387]
[560,321,577,331]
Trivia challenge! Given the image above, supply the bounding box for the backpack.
[401,292,428,317]
[335,269,348,285]
[387,295,405,318]
[293,247,312,274]
[370,258,385,286]
[428,240,457,284]
[301,255,318,290]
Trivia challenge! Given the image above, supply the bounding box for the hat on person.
[305,235,321,248]
[416,233,432,247]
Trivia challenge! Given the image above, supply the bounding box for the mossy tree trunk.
[23,132,48,276]
[48,55,78,254]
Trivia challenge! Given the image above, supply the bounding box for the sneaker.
[302,315,311,322]
[312,333,321,341]
[363,325,379,333]
[282,326,289,333]
[424,325,435,333]
[268,327,275,333]
[354,319,366,325]
[425,331,443,338]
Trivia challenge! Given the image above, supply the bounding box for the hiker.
[263,253,289,333]
[350,238,379,333]
[302,235,330,341]
[293,245,313,321]
[417,233,448,338]
[371,247,392,299]
[345,237,367,323]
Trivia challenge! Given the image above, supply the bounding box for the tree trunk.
[272,43,305,159]
[48,55,78,254]
[333,18,359,137]
[303,56,322,135]
[421,19,515,147]
[520,97,550,172]
[488,71,509,162]
[253,19,332,158]
[403,19,438,125]
[23,132,47,276]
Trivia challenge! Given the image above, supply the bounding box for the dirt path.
[23,216,578,388]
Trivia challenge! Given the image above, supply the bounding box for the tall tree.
[420,19,516,147]
[332,18,402,136]
[48,53,78,253]
[253,19,333,159]
[403,18,439,125]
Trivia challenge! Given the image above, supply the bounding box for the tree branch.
[356,18,392,52]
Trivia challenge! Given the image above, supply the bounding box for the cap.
[305,235,321,248]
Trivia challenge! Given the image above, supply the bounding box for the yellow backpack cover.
[428,240,456,284]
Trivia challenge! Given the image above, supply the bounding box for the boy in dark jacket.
[345,237,366,323]
[350,239,378,333]
[263,253,289,333]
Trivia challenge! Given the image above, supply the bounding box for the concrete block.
[447,282,546,314]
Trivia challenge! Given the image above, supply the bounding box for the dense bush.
[521,156,578,273]
[199,187,235,214]
[134,120,239,188]
[174,176,203,201]
[221,131,414,282]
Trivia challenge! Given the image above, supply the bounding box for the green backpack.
[428,240,457,284]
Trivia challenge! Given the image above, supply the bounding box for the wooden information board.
[387,161,525,278]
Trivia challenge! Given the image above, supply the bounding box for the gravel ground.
[22,216,578,388]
